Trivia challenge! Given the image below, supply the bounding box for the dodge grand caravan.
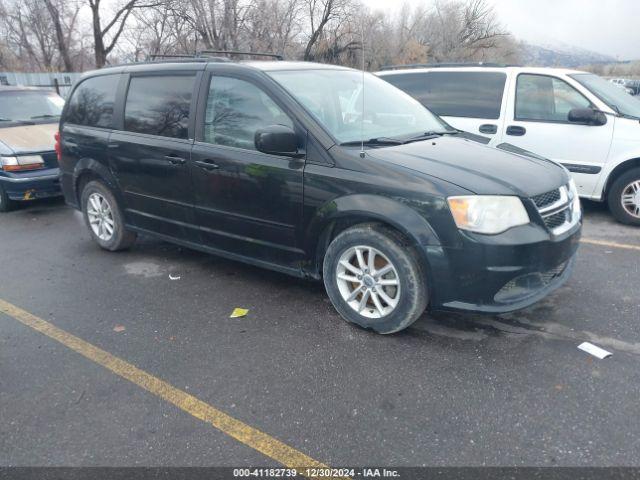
[378,65,640,225]
[57,57,581,334]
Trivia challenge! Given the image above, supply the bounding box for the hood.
[0,123,57,155]
[365,136,568,197]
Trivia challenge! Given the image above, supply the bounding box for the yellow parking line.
[0,298,328,472]
[581,238,640,251]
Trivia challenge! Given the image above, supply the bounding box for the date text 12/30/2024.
[233,468,400,478]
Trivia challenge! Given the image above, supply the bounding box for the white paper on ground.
[578,342,612,359]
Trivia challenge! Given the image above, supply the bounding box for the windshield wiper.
[30,114,60,120]
[340,137,405,147]
[401,131,450,144]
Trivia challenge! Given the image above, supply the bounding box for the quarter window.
[124,75,195,139]
[66,75,118,128]
[382,71,506,119]
[516,74,591,122]
[204,76,293,151]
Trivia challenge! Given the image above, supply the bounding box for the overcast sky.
[360,0,640,59]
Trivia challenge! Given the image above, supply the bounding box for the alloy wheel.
[335,245,401,319]
[86,192,115,241]
[621,180,640,219]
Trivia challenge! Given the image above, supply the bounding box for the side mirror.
[255,125,301,157]
[568,108,607,126]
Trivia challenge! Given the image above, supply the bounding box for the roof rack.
[144,50,284,63]
[379,62,518,71]
[146,53,231,63]
[200,50,284,61]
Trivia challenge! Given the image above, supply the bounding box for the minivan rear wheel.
[323,223,428,334]
[81,180,136,251]
[608,168,640,226]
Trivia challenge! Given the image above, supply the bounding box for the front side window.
[516,74,591,122]
[204,76,293,151]
[269,69,448,144]
[124,75,195,139]
[382,71,506,120]
[66,75,117,128]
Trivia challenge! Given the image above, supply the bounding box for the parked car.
[612,82,635,96]
[0,86,64,212]
[623,79,640,96]
[57,57,581,334]
[378,65,640,225]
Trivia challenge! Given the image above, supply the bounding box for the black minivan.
[57,57,582,334]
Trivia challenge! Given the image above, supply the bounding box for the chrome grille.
[532,189,561,209]
[544,210,568,230]
[531,184,579,235]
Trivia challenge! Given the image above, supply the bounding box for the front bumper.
[426,220,581,314]
[0,168,62,201]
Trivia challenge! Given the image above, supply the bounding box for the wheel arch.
[603,157,640,199]
[304,194,441,279]
[73,158,121,207]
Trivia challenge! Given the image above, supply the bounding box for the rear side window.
[382,71,506,119]
[124,75,195,139]
[516,74,591,122]
[65,75,118,128]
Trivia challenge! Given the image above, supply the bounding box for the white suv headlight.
[447,195,530,234]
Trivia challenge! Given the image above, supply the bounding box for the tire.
[0,184,15,212]
[323,223,428,334]
[81,180,137,251]
[607,168,640,226]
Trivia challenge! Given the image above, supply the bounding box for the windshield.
[268,69,450,144]
[570,73,640,119]
[0,90,64,123]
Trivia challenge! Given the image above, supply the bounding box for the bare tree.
[245,0,303,56]
[43,0,82,71]
[0,0,524,72]
[0,0,57,70]
[303,0,355,61]
[422,0,507,62]
[87,0,161,67]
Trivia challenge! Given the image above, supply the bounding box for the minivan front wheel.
[81,181,136,251]
[608,168,640,226]
[323,224,428,334]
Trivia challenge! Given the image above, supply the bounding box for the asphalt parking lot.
[1,198,639,468]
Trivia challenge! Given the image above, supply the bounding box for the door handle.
[506,125,526,136]
[164,154,186,165]
[195,159,220,171]
[479,124,497,134]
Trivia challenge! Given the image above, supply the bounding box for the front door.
[109,73,199,241]
[191,74,305,270]
[499,73,614,196]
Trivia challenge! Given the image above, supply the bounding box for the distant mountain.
[519,41,616,67]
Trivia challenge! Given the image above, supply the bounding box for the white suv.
[377,65,640,225]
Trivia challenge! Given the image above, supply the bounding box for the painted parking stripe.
[581,238,640,251]
[0,299,329,473]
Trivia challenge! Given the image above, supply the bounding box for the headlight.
[447,195,530,234]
